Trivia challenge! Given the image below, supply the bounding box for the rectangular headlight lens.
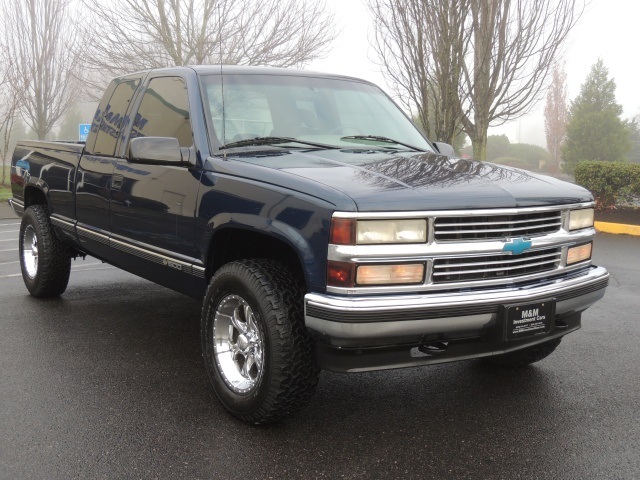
[356,263,425,285]
[356,219,427,244]
[567,243,592,265]
[569,208,594,231]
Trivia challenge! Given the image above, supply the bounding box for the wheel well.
[24,186,47,208]
[207,229,306,288]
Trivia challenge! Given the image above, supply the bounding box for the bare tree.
[544,66,568,169]
[461,0,584,160]
[369,0,584,160]
[426,1,469,147]
[0,51,22,185]
[369,0,468,146]
[1,0,81,140]
[80,0,336,84]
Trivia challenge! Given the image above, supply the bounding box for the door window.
[130,77,193,147]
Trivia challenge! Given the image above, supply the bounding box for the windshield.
[200,73,434,153]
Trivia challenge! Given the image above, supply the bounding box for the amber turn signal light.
[330,218,355,245]
[566,242,592,265]
[327,261,356,287]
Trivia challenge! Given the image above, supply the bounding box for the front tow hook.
[418,342,449,356]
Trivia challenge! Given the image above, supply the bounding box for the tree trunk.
[472,133,487,161]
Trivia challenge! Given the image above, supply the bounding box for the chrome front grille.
[434,211,562,241]
[327,203,595,295]
[432,248,562,284]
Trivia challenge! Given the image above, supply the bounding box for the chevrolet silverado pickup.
[9,66,609,423]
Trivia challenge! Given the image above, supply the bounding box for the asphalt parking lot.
[1,217,639,479]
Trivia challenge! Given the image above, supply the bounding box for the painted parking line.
[0,248,18,253]
[0,223,20,227]
[0,260,103,269]
[0,230,19,234]
[0,238,17,242]
[0,260,20,266]
[0,264,113,280]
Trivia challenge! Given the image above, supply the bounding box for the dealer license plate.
[505,299,555,341]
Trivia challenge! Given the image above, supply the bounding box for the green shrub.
[574,161,640,208]
[461,137,550,169]
[507,143,551,169]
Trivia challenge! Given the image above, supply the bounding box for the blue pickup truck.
[9,66,608,423]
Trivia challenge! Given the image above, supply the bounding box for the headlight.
[357,219,427,244]
[569,208,594,231]
[329,218,427,245]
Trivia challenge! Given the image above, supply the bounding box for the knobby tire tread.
[20,205,71,297]
[202,259,319,424]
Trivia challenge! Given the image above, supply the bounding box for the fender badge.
[162,259,183,271]
[502,237,532,255]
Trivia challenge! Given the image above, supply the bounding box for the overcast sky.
[308,0,640,147]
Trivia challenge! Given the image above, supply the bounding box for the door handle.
[112,174,124,190]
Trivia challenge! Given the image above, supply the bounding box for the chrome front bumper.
[305,266,609,341]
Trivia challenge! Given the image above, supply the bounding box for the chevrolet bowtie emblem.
[502,237,532,255]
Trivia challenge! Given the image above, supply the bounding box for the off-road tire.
[19,205,71,297]
[482,338,562,367]
[201,259,319,424]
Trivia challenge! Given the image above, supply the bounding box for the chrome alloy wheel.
[22,225,38,279]
[213,294,265,394]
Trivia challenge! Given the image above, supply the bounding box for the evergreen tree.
[562,59,631,174]
[628,115,640,163]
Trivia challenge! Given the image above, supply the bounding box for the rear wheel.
[201,259,319,424]
[19,205,71,297]
[482,338,562,367]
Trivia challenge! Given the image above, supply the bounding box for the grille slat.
[436,221,562,236]
[436,217,560,227]
[432,251,560,270]
[434,211,562,241]
[432,248,561,283]
[432,258,560,277]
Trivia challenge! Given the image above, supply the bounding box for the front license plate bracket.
[503,299,556,341]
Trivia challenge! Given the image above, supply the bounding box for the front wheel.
[19,205,71,297]
[482,338,562,367]
[201,259,319,424]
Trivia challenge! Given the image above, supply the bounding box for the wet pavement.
[1,219,639,479]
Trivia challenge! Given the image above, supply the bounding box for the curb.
[595,221,640,237]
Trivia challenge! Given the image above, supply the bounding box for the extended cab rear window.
[88,79,139,156]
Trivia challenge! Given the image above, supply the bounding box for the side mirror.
[129,137,187,165]
[433,142,455,157]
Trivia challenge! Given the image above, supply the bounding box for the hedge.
[574,161,640,209]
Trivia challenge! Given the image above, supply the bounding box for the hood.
[218,149,592,212]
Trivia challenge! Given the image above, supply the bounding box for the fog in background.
[308,0,640,148]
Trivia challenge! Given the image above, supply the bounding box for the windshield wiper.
[220,136,338,150]
[340,135,426,152]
